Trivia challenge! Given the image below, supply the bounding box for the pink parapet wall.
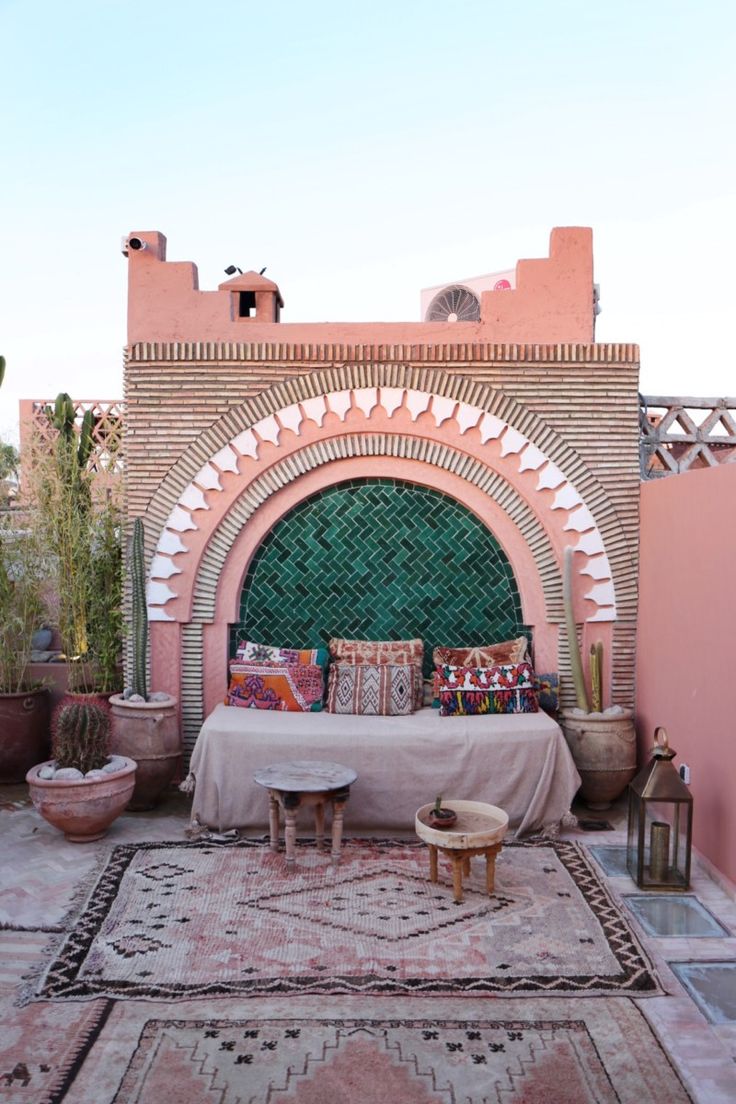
[637,463,736,887]
[125,227,595,345]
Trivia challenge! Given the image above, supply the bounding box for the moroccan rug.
[33,839,661,999]
[7,996,692,1103]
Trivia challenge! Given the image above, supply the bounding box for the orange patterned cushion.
[433,636,528,668]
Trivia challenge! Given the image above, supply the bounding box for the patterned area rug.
[34,839,660,1000]
[21,996,692,1103]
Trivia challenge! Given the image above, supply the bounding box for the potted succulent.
[26,699,136,841]
[428,794,457,830]
[559,547,636,809]
[109,518,180,809]
[0,511,51,782]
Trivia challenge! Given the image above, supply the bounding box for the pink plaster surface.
[126,227,594,345]
[637,464,736,884]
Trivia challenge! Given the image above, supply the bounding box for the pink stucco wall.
[637,464,736,885]
[126,227,595,345]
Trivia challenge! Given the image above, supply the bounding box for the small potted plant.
[26,700,136,842]
[428,794,457,829]
[109,518,180,809]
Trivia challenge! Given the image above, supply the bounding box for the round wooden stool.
[415,800,509,903]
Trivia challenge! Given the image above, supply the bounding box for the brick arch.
[138,365,635,615]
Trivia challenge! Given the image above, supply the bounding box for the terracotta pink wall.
[637,464,736,885]
[126,227,594,345]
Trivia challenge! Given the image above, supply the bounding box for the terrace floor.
[1,786,735,1102]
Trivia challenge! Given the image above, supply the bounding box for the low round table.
[415,800,509,903]
[254,760,358,869]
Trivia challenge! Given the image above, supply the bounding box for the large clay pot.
[560,709,638,810]
[26,757,136,842]
[0,687,51,783]
[109,694,180,810]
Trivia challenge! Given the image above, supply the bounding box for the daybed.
[185,704,581,838]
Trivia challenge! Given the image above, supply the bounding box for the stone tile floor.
[1,787,735,1102]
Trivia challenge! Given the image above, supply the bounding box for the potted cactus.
[428,794,457,829]
[109,518,180,810]
[559,547,636,810]
[26,700,136,841]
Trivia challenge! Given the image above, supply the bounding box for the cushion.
[329,637,424,709]
[436,662,539,716]
[431,637,529,706]
[534,672,559,715]
[226,664,325,712]
[233,640,328,669]
[432,636,529,668]
[326,663,416,716]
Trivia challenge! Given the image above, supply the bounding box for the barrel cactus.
[53,701,110,774]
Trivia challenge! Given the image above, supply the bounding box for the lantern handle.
[654,726,669,750]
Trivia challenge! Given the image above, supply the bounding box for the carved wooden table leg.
[485,844,501,894]
[268,792,280,852]
[314,800,325,850]
[331,793,349,865]
[283,792,300,869]
[450,852,465,903]
[428,844,439,884]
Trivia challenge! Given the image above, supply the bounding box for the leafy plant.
[53,700,109,773]
[28,393,122,693]
[0,515,47,693]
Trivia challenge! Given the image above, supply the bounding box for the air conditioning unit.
[421,268,515,321]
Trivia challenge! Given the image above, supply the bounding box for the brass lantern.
[627,727,693,890]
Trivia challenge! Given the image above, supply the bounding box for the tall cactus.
[53,701,110,773]
[563,546,590,712]
[130,517,148,700]
[590,641,604,712]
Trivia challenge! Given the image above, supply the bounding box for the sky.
[1,0,734,444]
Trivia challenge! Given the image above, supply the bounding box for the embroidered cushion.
[431,637,529,706]
[432,636,529,668]
[226,664,325,712]
[326,663,416,716]
[436,662,539,716]
[234,640,328,668]
[328,638,424,709]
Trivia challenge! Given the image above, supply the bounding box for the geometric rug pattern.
[234,479,525,678]
[6,997,692,1103]
[34,839,661,1001]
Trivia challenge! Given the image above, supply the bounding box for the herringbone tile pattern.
[234,479,524,677]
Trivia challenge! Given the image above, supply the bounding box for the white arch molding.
[145,387,618,623]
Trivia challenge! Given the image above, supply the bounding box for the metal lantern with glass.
[627,726,693,890]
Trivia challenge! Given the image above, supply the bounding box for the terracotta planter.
[428,808,458,830]
[109,694,180,810]
[26,757,136,842]
[560,708,638,810]
[0,687,51,783]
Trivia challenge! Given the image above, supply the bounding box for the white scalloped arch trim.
[147,387,617,622]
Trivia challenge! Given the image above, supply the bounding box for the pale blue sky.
[1,0,734,442]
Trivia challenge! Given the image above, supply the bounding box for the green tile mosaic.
[233,479,525,677]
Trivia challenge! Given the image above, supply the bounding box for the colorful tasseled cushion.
[226,664,325,712]
[234,640,328,669]
[328,638,424,710]
[326,663,416,716]
[431,637,529,706]
[436,662,539,716]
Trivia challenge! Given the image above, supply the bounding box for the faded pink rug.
[27,995,692,1103]
[35,839,659,999]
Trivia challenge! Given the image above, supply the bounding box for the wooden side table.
[254,760,358,869]
[415,800,509,903]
